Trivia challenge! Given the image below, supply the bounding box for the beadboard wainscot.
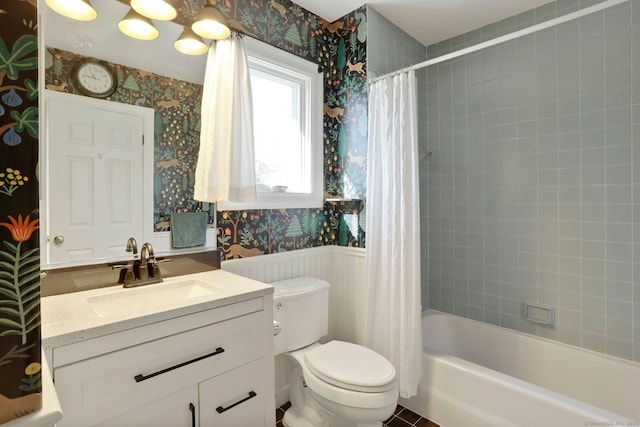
[221,246,366,407]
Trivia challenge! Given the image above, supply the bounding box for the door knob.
[53,235,65,245]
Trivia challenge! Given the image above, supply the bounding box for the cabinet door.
[199,359,268,427]
[95,386,198,427]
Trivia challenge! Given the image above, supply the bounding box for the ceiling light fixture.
[191,0,231,40]
[44,0,97,21]
[118,8,159,41]
[174,27,209,56]
[130,0,177,21]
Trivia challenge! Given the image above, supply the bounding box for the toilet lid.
[304,340,397,393]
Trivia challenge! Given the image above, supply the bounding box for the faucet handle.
[113,263,136,284]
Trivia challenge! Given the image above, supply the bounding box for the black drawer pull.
[189,403,196,427]
[134,347,225,383]
[216,391,257,414]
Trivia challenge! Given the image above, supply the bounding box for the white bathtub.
[399,310,640,427]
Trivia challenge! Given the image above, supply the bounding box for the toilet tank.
[271,276,330,355]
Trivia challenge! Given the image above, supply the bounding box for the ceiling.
[42,0,554,84]
[295,0,553,46]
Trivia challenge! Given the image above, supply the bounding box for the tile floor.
[275,403,439,427]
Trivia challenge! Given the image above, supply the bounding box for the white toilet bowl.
[271,277,399,427]
[283,341,398,427]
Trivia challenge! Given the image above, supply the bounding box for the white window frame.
[217,36,323,210]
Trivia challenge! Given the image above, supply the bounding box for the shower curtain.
[365,70,423,398]
[194,35,257,203]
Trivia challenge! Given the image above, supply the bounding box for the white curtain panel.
[194,36,257,203]
[365,70,423,398]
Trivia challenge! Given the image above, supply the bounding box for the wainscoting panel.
[222,246,332,284]
[327,246,366,345]
[221,246,366,407]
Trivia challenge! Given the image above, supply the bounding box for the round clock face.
[74,61,117,98]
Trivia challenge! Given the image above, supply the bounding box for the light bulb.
[45,0,97,21]
[118,8,159,41]
[130,0,177,21]
[174,27,209,56]
[192,4,230,40]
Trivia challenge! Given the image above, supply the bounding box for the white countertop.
[41,269,273,349]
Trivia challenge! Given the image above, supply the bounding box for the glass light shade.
[191,4,231,40]
[45,0,97,21]
[118,9,159,41]
[174,27,209,56]
[130,0,177,21]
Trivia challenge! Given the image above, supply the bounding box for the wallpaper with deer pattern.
[0,0,369,420]
[0,0,43,423]
[44,0,368,259]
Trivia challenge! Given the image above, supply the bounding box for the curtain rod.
[370,0,628,83]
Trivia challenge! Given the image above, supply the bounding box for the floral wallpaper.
[0,0,369,420]
[44,48,211,230]
[0,0,42,423]
[44,0,369,259]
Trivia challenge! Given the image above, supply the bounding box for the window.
[217,37,323,210]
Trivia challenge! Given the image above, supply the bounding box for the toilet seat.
[305,340,396,393]
[287,342,399,410]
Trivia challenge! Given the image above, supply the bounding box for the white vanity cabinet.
[41,272,275,427]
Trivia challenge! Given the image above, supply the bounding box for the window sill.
[217,191,323,210]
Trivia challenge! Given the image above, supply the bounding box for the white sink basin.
[87,279,219,317]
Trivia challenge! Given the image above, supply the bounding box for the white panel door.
[46,93,149,265]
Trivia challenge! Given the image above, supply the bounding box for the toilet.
[272,276,398,427]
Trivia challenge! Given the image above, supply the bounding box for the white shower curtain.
[365,70,423,398]
[194,36,257,203]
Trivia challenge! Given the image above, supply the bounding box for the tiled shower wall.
[427,0,640,361]
[366,7,430,309]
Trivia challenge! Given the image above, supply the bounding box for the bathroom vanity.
[41,270,275,427]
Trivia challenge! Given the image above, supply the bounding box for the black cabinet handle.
[134,347,225,383]
[216,391,257,414]
[189,403,196,427]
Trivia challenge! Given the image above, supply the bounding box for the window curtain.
[364,70,423,398]
[194,35,257,203]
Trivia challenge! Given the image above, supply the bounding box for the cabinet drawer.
[55,310,268,426]
[199,358,268,427]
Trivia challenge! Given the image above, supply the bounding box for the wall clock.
[73,60,118,98]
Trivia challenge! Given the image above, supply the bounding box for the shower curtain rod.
[370,0,628,84]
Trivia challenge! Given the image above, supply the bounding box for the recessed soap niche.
[523,302,556,327]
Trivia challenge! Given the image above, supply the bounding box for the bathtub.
[399,310,640,427]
